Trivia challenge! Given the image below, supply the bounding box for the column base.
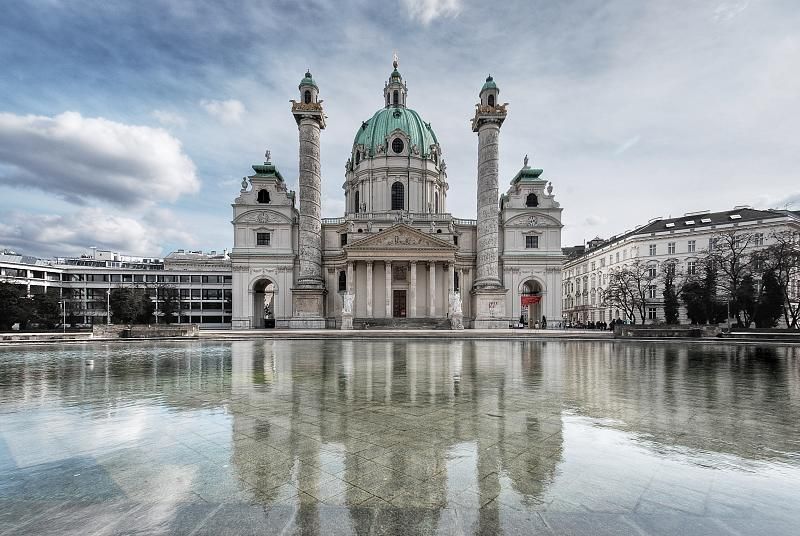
[471,287,509,329]
[290,287,327,329]
[341,313,353,330]
[450,313,464,330]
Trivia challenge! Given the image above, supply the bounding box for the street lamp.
[59,300,66,333]
[106,288,111,325]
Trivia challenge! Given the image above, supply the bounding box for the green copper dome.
[353,107,439,157]
[481,75,497,93]
[299,71,317,89]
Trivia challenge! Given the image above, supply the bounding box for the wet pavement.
[0,340,798,535]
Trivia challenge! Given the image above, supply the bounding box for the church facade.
[230,62,564,329]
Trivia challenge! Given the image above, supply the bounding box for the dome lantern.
[383,53,408,108]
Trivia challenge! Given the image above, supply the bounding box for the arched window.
[526,193,538,207]
[434,192,439,213]
[257,189,270,204]
[355,151,360,165]
[354,191,360,213]
[488,94,495,107]
[454,272,460,291]
[338,271,346,292]
[304,90,312,104]
[393,90,399,105]
[391,181,404,210]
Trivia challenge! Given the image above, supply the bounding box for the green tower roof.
[481,75,497,93]
[299,70,317,89]
[353,107,439,157]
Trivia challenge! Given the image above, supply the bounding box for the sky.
[0,0,798,258]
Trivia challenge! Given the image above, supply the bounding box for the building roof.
[566,207,796,264]
[354,106,439,157]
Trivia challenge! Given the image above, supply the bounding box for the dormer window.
[526,193,538,207]
[304,90,311,104]
[257,189,270,204]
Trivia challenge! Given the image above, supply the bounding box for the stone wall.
[92,324,199,338]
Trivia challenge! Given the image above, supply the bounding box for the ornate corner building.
[230,63,565,329]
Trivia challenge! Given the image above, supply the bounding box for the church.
[230,60,564,329]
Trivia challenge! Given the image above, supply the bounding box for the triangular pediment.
[344,224,458,251]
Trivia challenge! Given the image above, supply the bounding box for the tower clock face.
[392,138,404,154]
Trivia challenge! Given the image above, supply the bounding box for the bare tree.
[765,230,800,328]
[604,261,655,324]
[705,229,758,326]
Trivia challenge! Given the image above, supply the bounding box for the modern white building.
[562,207,800,325]
[230,62,565,329]
[0,248,231,327]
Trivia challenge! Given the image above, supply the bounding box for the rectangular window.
[668,242,675,255]
[180,275,191,283]
[648,307,657,320]
[615,252,619,263]
[687,261,696,275]
[591,262,596,271]
[754,233,764,247]
[146,275,158,283]
[191,275,201,283]
[180,289,190,299]
[688,240,696,253]
[340,233,348,247]
[525,235,539,249]
[648,267,657,279]
[257,232,271,246]
[648,285,657,299]
[191,289,201,299]
[649,244,656,256]
[600,258,605,267]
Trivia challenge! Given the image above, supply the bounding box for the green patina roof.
[299,71,317,89]
[353,107,439,157]
[481,75,497,93]
[511,166,544,185]
[252,161,284,182]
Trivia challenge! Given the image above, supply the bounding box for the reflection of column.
[366,261,373,318]
[428,261,436,317]
[409,261,417,318]
[385,261,392,317]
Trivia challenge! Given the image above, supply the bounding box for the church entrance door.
[392,290,407,318]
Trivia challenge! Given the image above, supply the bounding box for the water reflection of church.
[228,340,565,531]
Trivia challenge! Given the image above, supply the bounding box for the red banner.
[521,295,541,305]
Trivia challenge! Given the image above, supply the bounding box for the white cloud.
[200,99,245,125]
[152,109,187,128]
[0,207,197,258]
[402,0,461,24]
[0,111,199,206]
[614,136,640,155]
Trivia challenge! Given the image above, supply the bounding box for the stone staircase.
[353,318,451,330]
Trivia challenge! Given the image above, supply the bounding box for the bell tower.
[471,75,509,328]
[290,70,327,328]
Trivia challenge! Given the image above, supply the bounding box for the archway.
[253,279,276,328]
[521,279,544,329]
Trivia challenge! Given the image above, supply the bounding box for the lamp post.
[154,286,159,325]
[106,288,111,325]
[59,300,66,333]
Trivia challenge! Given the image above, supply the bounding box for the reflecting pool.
[1,340,799,535]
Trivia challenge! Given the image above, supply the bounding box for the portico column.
[428,261,436,317]
[409,262,417,318]
[347,261,355,313]
[366,261,373,318]
[448,263,455,294]
[385,261,392,317]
